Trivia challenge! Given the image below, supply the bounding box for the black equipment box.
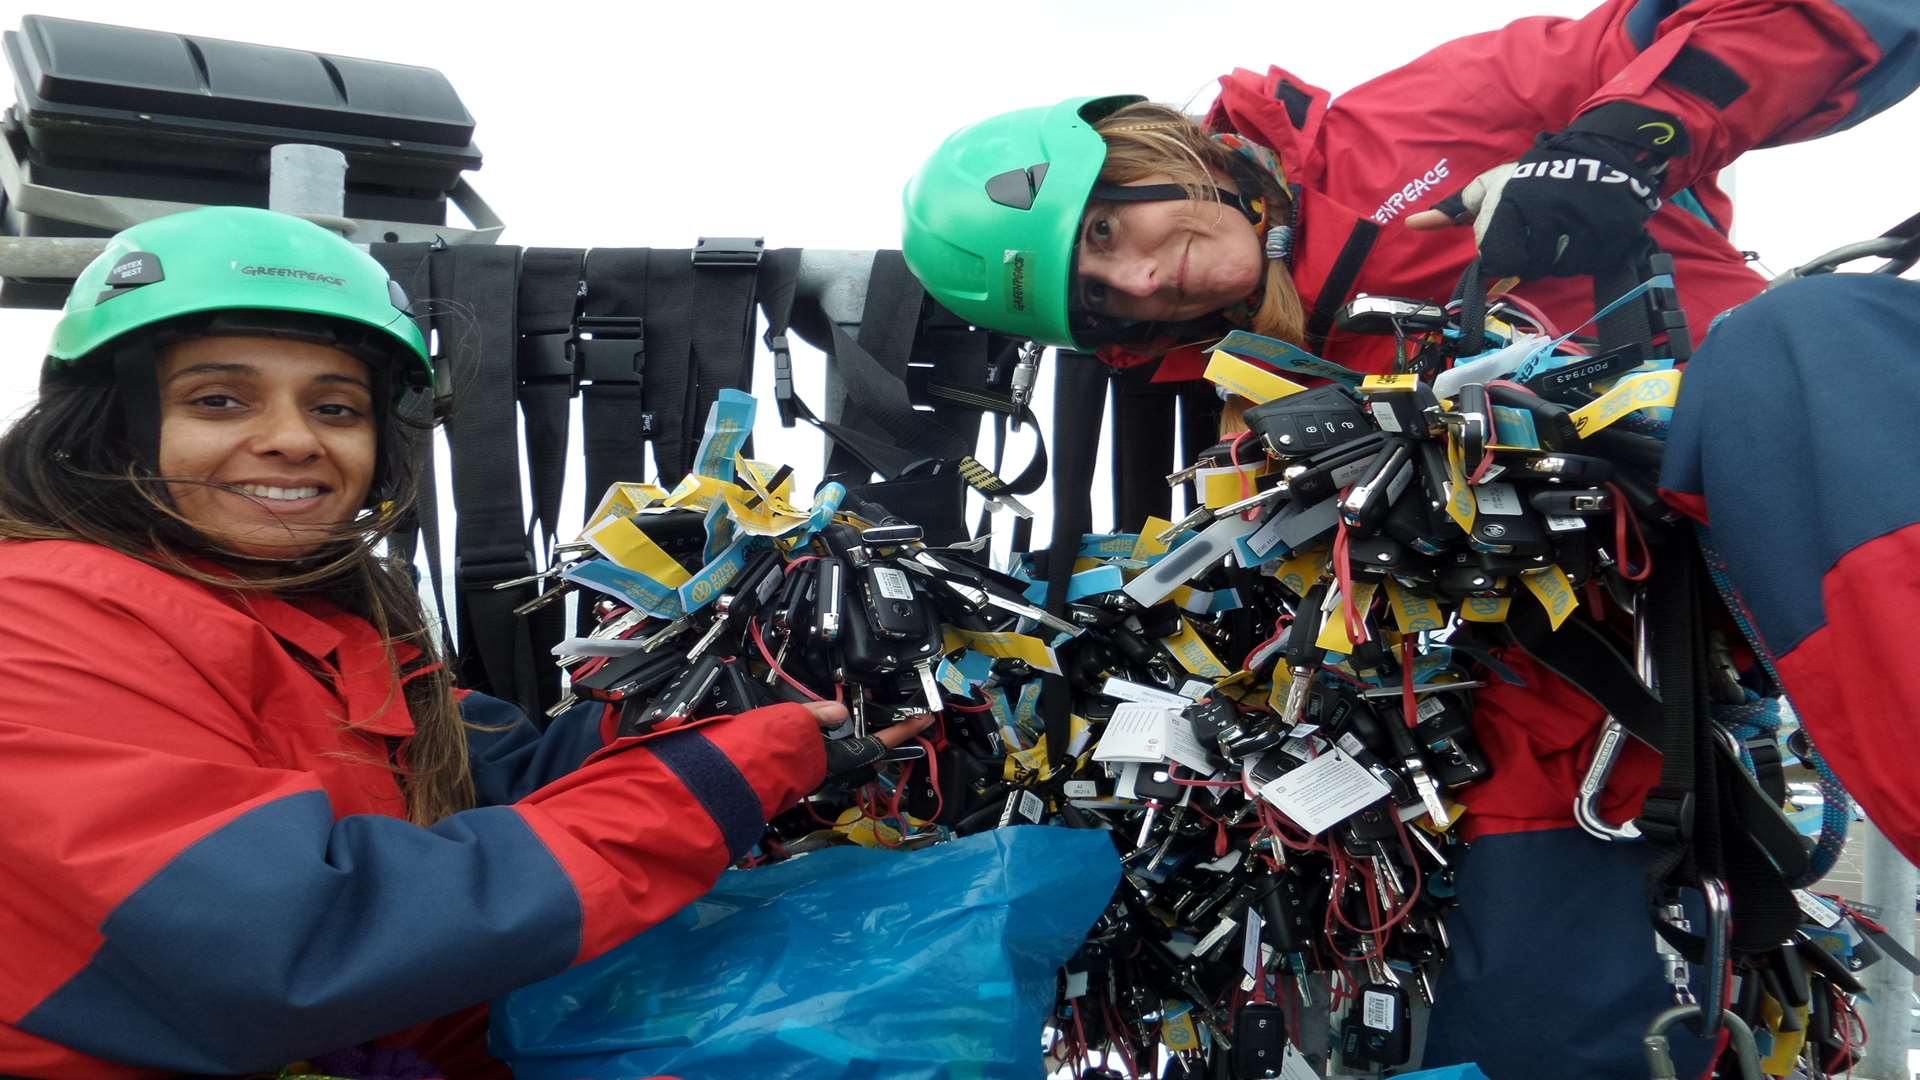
[3,14,484,236]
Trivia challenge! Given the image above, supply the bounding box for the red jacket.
[0,539,825,1078]
[1129,0,1915,838]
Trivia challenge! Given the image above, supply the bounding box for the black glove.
[1434,103,1690,280]
[824,732,890,777]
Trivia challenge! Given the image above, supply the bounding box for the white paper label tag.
[1113,763,1142,801]
[1417,695,1448,722]
[1369,399,1404,434]
[1337,731,1368,758]
[1279,1047,1320,1080]
[1256,749,1393,834]
[1479,463,1507,482]
[1163,713,1220,775]
[1064,970,1090,999]
[1242,907,1265,978]
[1094,703,1177,763]
[1179,678,1216,700]
[1794,889,1844,928]
[1362,988,1397,1031]
[1473,482,1524,516]
[871,565,914,600]
[1545,513,1589,533]
[1062,780,1100,799]
[1101,677,1193,709]
[1018,789,1046,823]
[1289,723,1321,739]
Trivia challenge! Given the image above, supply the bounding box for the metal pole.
[1859,818,1915,1080]
[268,144,348,218]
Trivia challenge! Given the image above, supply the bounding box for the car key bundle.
[516,280,1869,1074]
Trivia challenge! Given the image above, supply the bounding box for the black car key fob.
[1245,385,1370,457]
[1232,1001,1289,1078]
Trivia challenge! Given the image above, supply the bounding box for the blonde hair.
[1091,102,1305,435]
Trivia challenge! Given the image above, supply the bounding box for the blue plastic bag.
[492,825,1120,1079]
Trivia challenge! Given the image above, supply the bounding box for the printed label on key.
[1473,482,1524,516]
[1363,988,1398,1031]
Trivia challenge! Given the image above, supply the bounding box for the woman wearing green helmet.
[0,206,882,1078]
[904,1,1919,1077]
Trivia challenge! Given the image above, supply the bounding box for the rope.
[1697,525,1851,884]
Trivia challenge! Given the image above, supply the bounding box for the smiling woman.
[0,206,849,1079]
[154,335,379,558]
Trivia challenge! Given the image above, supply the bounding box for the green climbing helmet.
[902,94,1143,351]
[46,205,431,389]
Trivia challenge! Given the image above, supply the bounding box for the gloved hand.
[1409,103,1689,279]
[805,701,935,778]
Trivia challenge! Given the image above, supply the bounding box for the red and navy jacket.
[0,539,826,1078]
[1124,0,1918,840]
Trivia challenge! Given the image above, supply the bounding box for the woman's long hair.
[0,350,476,826]
[1093,102,1307,434]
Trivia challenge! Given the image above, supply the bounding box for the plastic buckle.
[517,329,576,391]
[691,236,765,268]
[574,315,645,385]
[1635,786,1695,846]
[767,331,797,428]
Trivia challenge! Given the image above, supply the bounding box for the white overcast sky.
[3,0,1916,569]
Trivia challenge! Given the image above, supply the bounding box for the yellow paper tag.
[1265,665,1294,710]
[1133,517,1177,561]
[1384,579,1448,634]
[1459,594,1512,623]
[1760,1004,1809,1074]
[1361,374,1419,392]
[663,472,738,512]
[947,628,1062,675]
[1444,438,1477,533]
[1198,462,1270,510]
[1203,350,1309,404]
[1416,802,1468,833]
[833,805,902,849]
[1520,565,1580,631]
[1162,618,1229,678]
[583,514,693,585]
[586,482,672,529]
[1315,581,1379,654]
[1273,548,1327,598]
[1570,369,1682,436]
[1160,1002,1202,1052]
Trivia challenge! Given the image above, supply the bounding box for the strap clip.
[1636,786,1696,846]
[767,331,798,428]
[574,315,645,386]
[692,236,766,268]
[517,329,577,391]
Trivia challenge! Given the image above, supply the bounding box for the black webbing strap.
[1633,551,1802,960]
[1110,365,1176,529]
[516,248,585,558]
[1303,218,1380,355]
[1041,351,1109,770]
[1451,257,1492,358]
[823,253,976,476]
[758,250,927,479]
[371,242,453,660]
[634,250,698,486]
[687,247,763,463]
[578,250,652,511]
[434,244,545,718]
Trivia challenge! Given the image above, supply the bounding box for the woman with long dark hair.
[0,206,921,1078]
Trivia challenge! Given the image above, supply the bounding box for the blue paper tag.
[691,389,756,482]
[1214,329,1365,386]
[565,558,685,620]
[678,538,755,613]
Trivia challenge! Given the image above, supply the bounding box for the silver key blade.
[914,659,945,715]
[640,616,690,652]
[686,616,730,661]
[1407,760,1450,829]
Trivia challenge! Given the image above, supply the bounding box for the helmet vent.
[984,163,1050,210]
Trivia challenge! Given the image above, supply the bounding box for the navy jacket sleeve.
[462,693,609,805]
